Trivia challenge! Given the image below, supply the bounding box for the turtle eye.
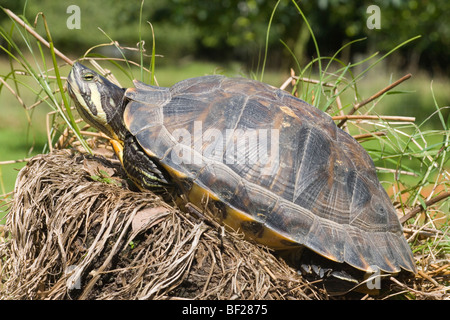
[83,72,95,82]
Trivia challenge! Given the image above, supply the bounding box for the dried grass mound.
[0,150,321,300]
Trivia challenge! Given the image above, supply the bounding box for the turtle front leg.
[120,135,173,191]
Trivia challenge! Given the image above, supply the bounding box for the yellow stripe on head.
[88,82,109,125]
[66,62,127,142]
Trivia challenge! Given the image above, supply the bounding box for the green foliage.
[90,170,122,187]
[1,0,196,62]
[2,0,448,74]
[162,0,299,60]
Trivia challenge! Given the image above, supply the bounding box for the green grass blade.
[260,0,281,82]
[138,0,145,82]
[148,22,156,85]
[38,13,91,153]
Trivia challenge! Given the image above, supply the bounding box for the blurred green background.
[3,0,449,73]
[0,0,449,201]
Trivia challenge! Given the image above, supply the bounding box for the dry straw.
[1,150,448,300]
[1,150,322,300]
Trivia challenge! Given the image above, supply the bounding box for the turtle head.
[67,62,127,142]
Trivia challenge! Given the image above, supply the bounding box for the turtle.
[66,62,416,276]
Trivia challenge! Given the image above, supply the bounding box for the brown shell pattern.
[124,75,416,273]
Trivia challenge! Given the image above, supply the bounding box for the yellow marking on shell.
[186,182,297,250]
[280,106,299,119]
[123,111,132,130]
[128,140,298,250]
[188,182,219,204]
[282,121,291,128]
[160,163,188,179]
[123,101,136,131]
[141,147,158,158]
[140,150,297,249]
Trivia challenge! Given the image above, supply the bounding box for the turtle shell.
[123,75,416,274]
